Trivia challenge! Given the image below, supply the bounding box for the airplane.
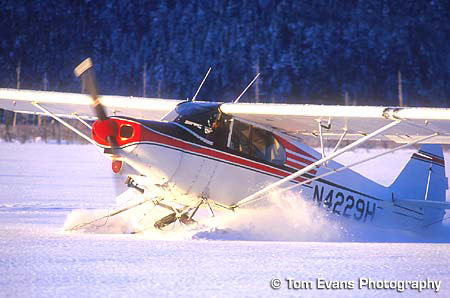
[1,58,450,232]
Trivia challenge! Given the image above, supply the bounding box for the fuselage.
[91,102,430,229]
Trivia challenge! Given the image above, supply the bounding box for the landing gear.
[154,212,195,229]
[188,196,215,221]
[124,177,217,230]
[152,196,214,230]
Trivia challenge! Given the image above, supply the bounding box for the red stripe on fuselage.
[285,160,317,175]
[286,153,315,166]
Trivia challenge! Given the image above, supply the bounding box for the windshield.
[169,101,221,136]
[175,102,220,125]
[161,102,221,124]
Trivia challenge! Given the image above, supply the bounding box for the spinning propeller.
[74,58,125,193]
[74,58,119,154]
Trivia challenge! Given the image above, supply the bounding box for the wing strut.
[32,102,98,148]
[72,112,92,129]
[232,120,402,208]
[331,129,348,154]
[318,120,326,159]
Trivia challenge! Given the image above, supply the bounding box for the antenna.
[192,67,211,102]
[233,73,260,103]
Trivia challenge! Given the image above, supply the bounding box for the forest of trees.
[1,0,449,107]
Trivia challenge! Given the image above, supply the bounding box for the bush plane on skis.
[1,58,450,231]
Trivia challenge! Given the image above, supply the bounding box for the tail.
[389,144,448,226]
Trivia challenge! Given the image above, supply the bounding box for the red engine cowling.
[91,119,118,146]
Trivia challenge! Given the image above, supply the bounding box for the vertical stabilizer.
[389,144,448,225]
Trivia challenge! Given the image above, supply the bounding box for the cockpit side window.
[270,137,286,164]
[230,121,251,154]
[251,127,286,165]
[229,120,286,165]
[250,127,267,160]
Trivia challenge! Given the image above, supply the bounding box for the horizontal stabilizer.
[393,199,450,210]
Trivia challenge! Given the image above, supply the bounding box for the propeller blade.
[74,58,107,121]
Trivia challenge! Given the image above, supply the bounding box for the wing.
[220,103,450,144]
[0,88,182,120]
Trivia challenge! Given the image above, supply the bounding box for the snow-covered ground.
[1,142,449,297]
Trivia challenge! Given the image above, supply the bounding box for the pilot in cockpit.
[206,113,227,146]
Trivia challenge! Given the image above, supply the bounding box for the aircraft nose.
[92,118,118,146]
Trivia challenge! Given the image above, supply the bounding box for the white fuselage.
[118,131,425,229]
